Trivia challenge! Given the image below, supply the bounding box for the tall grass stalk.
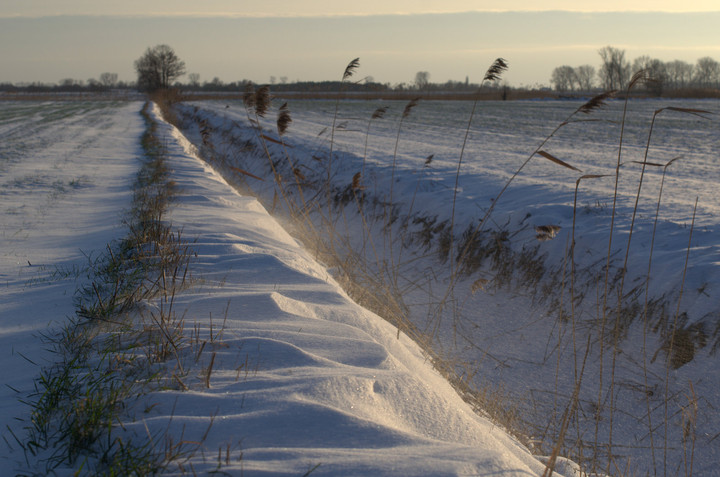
[601,77,712,470]
[639,155,681,474]
[362,105,389,177]
[327,58,360,224]
[449,58,508,277]
[386,97,420,280]
[664,197,698,476]
[592,72,648,468]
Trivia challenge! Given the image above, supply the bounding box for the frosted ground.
[1,100,566,475]
[175,96,720,475]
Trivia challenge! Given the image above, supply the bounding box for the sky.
[1,1,719,87]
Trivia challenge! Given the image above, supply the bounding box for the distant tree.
[693,56,720,88]
[188,73,201,87]
[647,58,667,95]
[598,46,630,90]
[632,56,666,95]
[631,55,653,73]
[550,65,577,91]
[575,65,596,90]
[203,77,224,90]
[86,78,102,90]
[59,78,81,87]
[280,76,288,84]
[134,44,186,92]
[415,71,430,90]
[99,72,118,88]
[665,60,694,89]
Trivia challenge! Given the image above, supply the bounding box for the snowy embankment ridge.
[1,100,561,475]
[143,106,554,475]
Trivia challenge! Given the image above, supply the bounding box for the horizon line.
[2,9,719,20]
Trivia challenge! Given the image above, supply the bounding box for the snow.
[3,93,719,475]
[173,96,720,475]
[135,104,552,475]
[1,100,557,475]
[1,101,141,450]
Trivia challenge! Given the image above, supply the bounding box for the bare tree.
[188,73,200,87]
[575,65,596,90]
[694,56,720,88]
[99,72,118,88]
[632,56,666,95]
[59,78,81,87]
[598,46,630,90]
[550,65,577,91]
[415,71,430,90]
[134,44,186,92]
[207,77,224,89]
[647,58,667,94]
[665,60,694,89]
[631,55,653,73]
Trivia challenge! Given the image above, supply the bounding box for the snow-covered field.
[173,95,720,475]
[1,100,568,475]
[1,101,141,456]
[2,95,719,475]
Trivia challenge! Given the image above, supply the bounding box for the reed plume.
[242,83,255,109]
[577,90,616,115]
[402,97,420,118]
[483,58,508,82]
[254,85,271,118]
[277,102,292,136]
[372,106,389,120]
[351,172,364,191]
[343,58,360,81]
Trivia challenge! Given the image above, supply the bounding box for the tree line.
[550,46,720,94]
[0,73,131,93]
[3,44,718,96]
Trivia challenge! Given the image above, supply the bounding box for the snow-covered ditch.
[172,95,720,475]
[1,100,565,475]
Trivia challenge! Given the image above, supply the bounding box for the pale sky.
[1,1,719,87]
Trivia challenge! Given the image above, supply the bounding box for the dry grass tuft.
[535,225,562,241]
